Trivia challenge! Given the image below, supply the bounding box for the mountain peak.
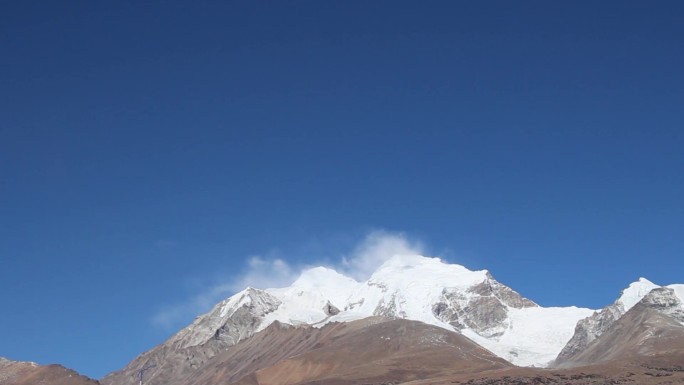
[617,278,659,312]
[370,254,488,290]
[291,266,358,288]
[378,253,441,267]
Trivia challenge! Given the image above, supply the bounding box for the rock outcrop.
[432,272,536,338]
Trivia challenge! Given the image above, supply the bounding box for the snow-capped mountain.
[256,255,593,366]
[555,278,684,366]
[103,254,595,385]
[555,278,659,363]
[102,254,684,385]
[176,255,593,366]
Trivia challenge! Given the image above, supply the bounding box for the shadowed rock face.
[323,301,340,316]
[0,358,98,385]
[556,301,624,362]
[432,273,536,338]
[468,274,537,309]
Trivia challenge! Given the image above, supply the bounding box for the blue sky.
[1,0,683,379]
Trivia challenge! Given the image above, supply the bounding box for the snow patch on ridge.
[617,278,659,312]
[219,288,255,317]
[668,284,684,304]
[260,267,359,327]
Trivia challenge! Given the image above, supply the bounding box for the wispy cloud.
[227,256,300,292]
[151,230,425,331]
[340,230,425,281]
[151,284,229,331]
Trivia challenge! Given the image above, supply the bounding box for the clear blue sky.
[1,0,683,379]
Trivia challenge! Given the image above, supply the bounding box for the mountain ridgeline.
[99,255,684,385]
[4,255,683,385]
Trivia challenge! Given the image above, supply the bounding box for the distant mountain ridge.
[0,357,97,385]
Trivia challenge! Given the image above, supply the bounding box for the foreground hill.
[188,317,511,385]
[0,357,98,385]
[408,364,684,385]
[104,317,510,385]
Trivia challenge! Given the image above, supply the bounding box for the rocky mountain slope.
[102,317,512,385]
[0,357,98,385]
[555,278,659,362]
[555,285,684,368]
[555,280,684,367]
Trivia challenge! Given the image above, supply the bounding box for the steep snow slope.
[260,267,358,327]
[669,284,684,306]
[464,306,593,366]
[616,278,660,312]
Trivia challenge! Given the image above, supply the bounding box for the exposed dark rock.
[323,301,341,316]
[432,275,535,338]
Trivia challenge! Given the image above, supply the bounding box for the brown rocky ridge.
[0,357,98,385]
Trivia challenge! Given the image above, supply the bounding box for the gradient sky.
[1,0,683,379]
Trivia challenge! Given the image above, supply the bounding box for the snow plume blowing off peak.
[339,230,426,281]
[239,230,426,288]
[152,231,426,331]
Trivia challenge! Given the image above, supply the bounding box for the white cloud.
[227,256,299,292]
[151,256,299,331]
[151,230,425,332]
[340,230,425,281]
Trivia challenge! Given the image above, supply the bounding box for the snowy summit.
[176,255,595,367]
